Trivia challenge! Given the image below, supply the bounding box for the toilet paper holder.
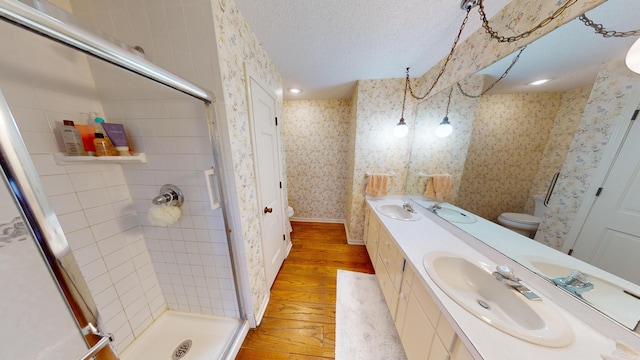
[152,184,184,206]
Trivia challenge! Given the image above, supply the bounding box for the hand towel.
[424,174,453,200]
[365,174,388,197]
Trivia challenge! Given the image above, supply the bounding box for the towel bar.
[365,172,396,177]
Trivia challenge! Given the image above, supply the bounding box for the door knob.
[264,207,273,214]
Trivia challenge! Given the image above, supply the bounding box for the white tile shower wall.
[100,96,239,319]
[70,0,239,320]
[0,19,165,352]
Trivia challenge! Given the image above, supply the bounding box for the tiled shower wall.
[70,0,285,320]
[0,17,164,351]
[70,0,238,320]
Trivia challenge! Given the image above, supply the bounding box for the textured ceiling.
[234,0,511,99]
[234,0,639,99]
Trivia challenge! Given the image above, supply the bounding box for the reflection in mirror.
[406,0,640,331]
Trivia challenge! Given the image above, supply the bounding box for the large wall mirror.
[405,0,640,331]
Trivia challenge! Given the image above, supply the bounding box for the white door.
[248,76,286,289]
[572,108,640,285]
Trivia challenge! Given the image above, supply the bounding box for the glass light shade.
[394,120,409,138]
[626,37,640,74]
[435,116,453,138]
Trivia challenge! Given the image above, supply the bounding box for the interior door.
[572,107,640,285]
[248,76,285,289]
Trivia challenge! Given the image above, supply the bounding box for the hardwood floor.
[236,222,374,359]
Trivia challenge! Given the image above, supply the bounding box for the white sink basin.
[423,253,573,347]
[525,257,640,329]
[435,207,477,224]
[376,204,420,221]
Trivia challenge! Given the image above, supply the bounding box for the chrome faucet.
[551,271,594,296]
[492,265,541,301]
[426,202,442,214]
[402,201,416,213]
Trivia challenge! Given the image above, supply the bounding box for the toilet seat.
[497,212,541,231]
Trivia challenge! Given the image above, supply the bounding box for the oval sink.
[435,207,477,224]
[376,204,420,221]
[423,253,573,347]
[525,257,640,330]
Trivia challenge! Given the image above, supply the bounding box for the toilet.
[497,194,545,238]
[286,206,294,233]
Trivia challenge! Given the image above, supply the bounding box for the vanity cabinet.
[376,228,405,317]
[395,265,460,360]
[366,203,475,360]
[365,207,381,263]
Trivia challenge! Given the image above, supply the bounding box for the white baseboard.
[252,293,270,327]
[344,222,364,245]
[290,217,344,224]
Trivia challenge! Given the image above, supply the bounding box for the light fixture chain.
[445,87,453,115]
[579,14,640,38]
[478,0,578,43]
[407,6,472,101]
[457,45,527,98]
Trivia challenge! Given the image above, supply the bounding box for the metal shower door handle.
[264,207,273,214]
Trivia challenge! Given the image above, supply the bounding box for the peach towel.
[424,174,453,200]
[365,174,388,197]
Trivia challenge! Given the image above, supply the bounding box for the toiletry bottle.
[75,124,96,156]
[61,120,86,156]
[93,114,107,136]
[102,123,131,156]
[93,133,117,156]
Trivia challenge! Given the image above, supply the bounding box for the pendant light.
[435,88,454,138]
[394,68,410,138]
[626,37,640,74]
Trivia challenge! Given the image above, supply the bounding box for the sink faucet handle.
[496,264,519,281]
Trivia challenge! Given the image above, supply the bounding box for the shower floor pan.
[120,311,241,360]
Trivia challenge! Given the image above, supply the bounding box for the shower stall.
[0,0,248,359]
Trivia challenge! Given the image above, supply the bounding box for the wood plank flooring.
[236,222,374,359]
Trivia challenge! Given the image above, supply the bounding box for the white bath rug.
[335,270,407,360]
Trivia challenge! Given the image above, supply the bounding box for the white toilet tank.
[533,194,546,218]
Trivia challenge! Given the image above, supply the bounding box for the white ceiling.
[234,0,640,99]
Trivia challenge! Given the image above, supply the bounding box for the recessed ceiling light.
[288,88,303,94]
[528,79,550,86]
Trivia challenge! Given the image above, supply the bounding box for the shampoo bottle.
[61,120,86,156]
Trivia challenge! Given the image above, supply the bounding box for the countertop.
[366,196,630,360]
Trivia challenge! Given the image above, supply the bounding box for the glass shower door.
[0,175,88,359]
[0,89,118,359]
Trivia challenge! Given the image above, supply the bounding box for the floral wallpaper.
[523,85,591,214]
[346,78,416,242]
[456,92,563,221]
[283,99,351,221]
[406,76,486,203]
[212,0,284,319]
[536,60,640,250]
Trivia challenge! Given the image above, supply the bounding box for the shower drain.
[172,339,192,360]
